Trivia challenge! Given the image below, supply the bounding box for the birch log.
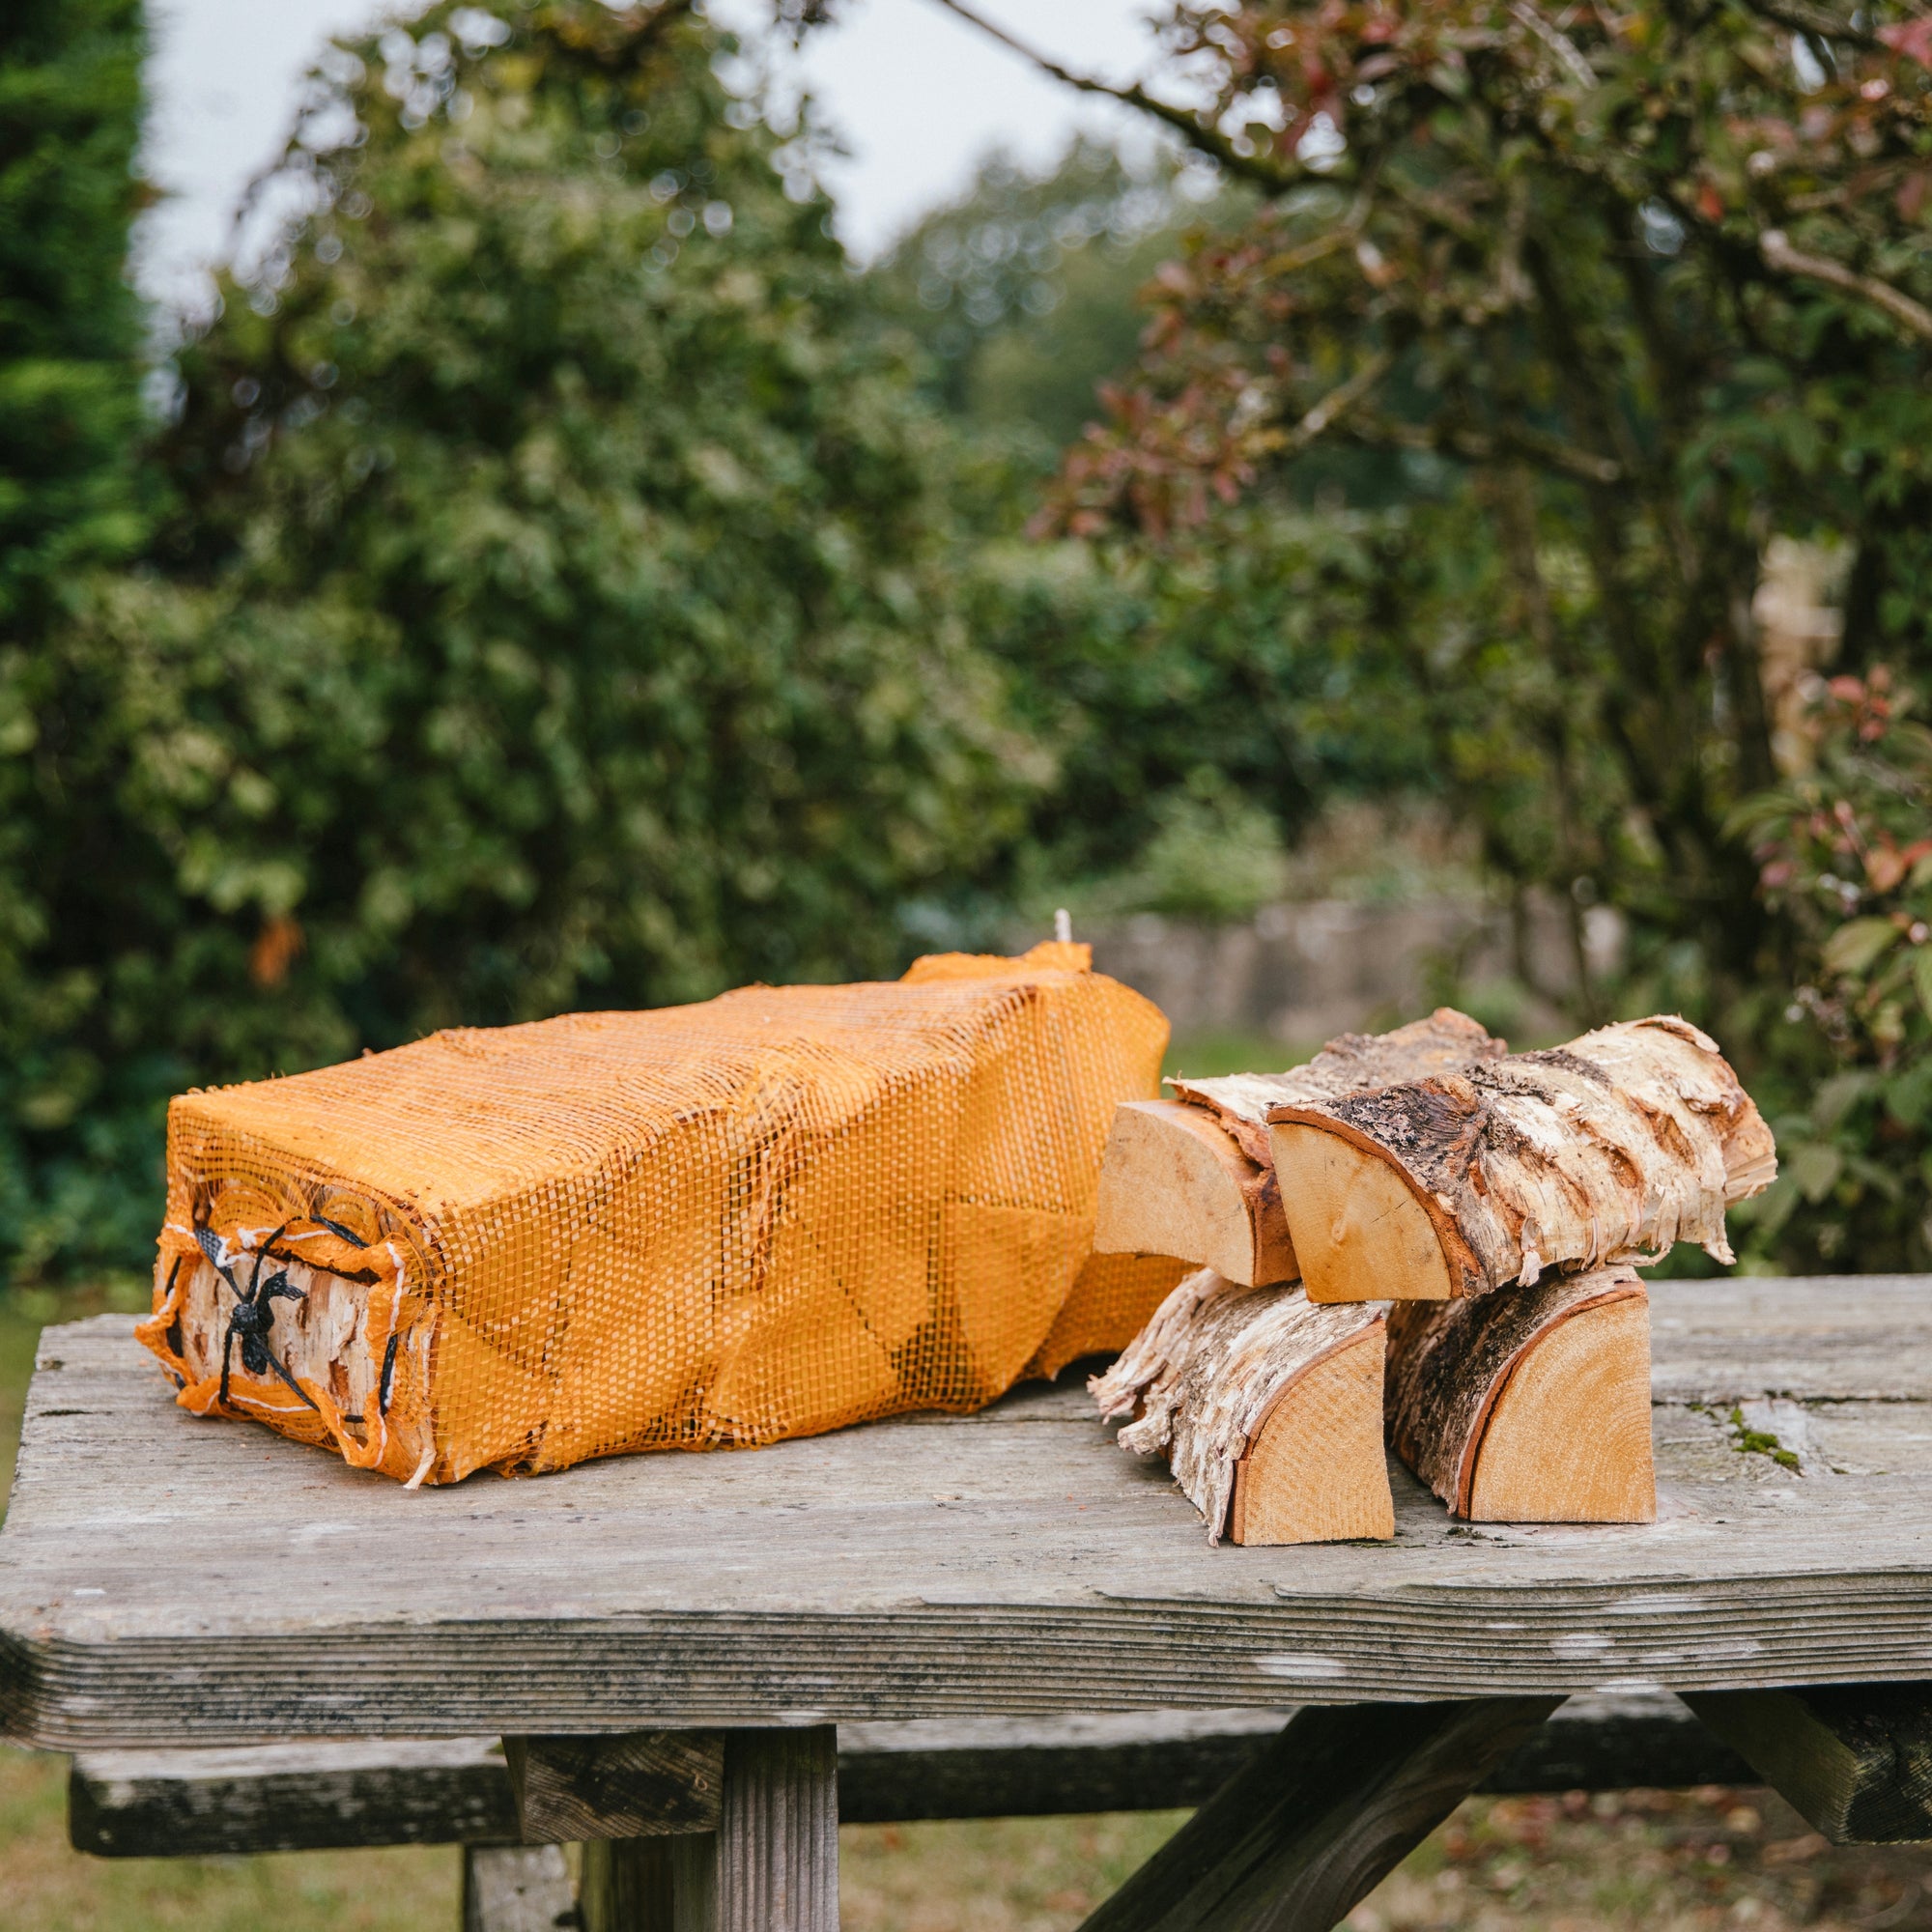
[1092,1100,1297,1287]
[1091,1267,1392,1546]
[1384,1264,1656,1522]
[1266,1015,1777,1304]
[1093,1010,1505,1287]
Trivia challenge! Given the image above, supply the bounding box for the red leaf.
[1864,839,1908,892]
[1880,16,1932,69]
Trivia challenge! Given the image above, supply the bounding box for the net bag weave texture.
[136,943,1182,1485]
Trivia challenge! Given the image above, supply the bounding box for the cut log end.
[1094,1100,1295,1287]
[1466,1293,1656,1523]
[1230,1326,1394,1546]
[1267,1121,1455,1302]
[1095,1270,1391,1547]
[1384,1266,1656,1525]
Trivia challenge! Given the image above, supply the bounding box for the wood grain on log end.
[1094,1269,1392,1545]
[1231,1326,1394,1546]
[1268,1120,1458,1302]
[1386,1266,1656,1523]
[1470,1294,1655,1522]
[1094,1100,1295,1287]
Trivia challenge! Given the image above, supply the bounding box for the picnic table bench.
[3,1274,1931,1931]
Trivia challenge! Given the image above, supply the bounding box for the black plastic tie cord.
[211,1220,319,1413]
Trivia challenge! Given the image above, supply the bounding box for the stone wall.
[1080,895,1622,1047]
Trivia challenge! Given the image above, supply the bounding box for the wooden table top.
[1,1276,1928,1748]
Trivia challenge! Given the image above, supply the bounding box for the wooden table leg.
[577,1727,838,1932]
[1684,1684,1932,1844]
[462,1844,576,1932]
[579,1836,676,1931]
[1076,1696,1561,1932]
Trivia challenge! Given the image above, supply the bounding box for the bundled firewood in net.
[1091,1266,1392,1546]
[135,942,1187,1486]
[1092,1009,1505,1286]
[1383,1264,1656,1522]
[1265,1016,1777,1303]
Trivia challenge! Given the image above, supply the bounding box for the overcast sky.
[136,0,1171,311]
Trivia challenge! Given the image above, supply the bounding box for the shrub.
[0,0,1029,1282]
[1733,668,1932,1268]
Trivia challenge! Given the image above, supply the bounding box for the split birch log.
[1266,1015,1777,1304]
[1092,1009,1505,1287]
[1383,1264,1656,1522]
[1092,1100,1297,1288]
[1090,1267,1392,1546]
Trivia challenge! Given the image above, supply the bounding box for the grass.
[0,1746,460,1932]
[1163,1029,1313,1081]
[7,1750,1929,1932]
[4,1289,1931,1930]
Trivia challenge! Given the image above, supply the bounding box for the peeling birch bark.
[1091,1267,1392,1546]
[1384,1264,1656,1522]
[1170,1009,1507,1141]
[1093,1010,1505,1286]
[1267,1015,1777,1303]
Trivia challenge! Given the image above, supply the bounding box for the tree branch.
[1758,229,1932,343]
[1381,173,1488,246]
[1508,1,1596,89]
[1733,0,1881,51]
[923,0,1298,193]
[1259,350,1396,455]
[1346,411,1623,486]
[1260,225,1360,278]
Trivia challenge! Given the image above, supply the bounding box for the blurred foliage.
[0,0,1034,1283]
[0,0,151,633]
[977,0,1932,1263]
[0,0,156,1279]
[1036,0,1932,1029]
[1732,668,1932,1268]
[871,139,1238,452]
[15,0,1932,1284]
[961,501,1435,919]
[1080,778,1290,923]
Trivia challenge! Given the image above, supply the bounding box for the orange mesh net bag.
[136,942,1185,1485]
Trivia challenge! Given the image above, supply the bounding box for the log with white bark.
[1092,1010,1505,1287]
[1090,1267,1392,1546]
[1383,1264,1656,1522]
[1266,1015,1777,1304]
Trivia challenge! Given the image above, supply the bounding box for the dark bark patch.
[1516,1047,1614,1088]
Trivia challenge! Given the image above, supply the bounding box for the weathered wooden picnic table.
[2,1274,1930,1931]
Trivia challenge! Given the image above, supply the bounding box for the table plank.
[65,1695,1754,1856]
[3,1278,1930,1747]
[1646,1276,1932,1403]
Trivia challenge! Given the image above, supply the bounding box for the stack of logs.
[1090,1010,1778,1544]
